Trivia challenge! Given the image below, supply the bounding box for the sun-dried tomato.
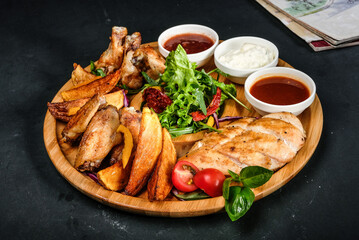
[143,88,173,113]
[191,87,221,121]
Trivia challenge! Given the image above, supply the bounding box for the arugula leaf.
[90,61,106,77]
[141,72,159,86]
[173,190,210,200]
[193,90,207,115]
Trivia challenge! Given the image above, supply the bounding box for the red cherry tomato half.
[172,161,199,192]
[193,168,226,197]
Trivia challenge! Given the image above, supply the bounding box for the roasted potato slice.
[62,94,106,142]
[48,90,125,122]
[97,144,134,191]
[147,128,177,201]
[47,98,90,122]
[172,131,205,158]
[71,63,101,87]
[75,105,122,172]
[124,107,162,196]
[61,69,121,101]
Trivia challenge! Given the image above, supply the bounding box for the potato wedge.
[124,107,162,196]
[62,94,106,142]
[97,144,133,191]
[105,90,124,110]
[48,90,125,122]
[47,98,90,122]
[147,128,177,201]
[71,63,101,87]
[172,131,205,158]
[61,69,121,101]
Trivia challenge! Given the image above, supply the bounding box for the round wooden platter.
[43,42,323,217]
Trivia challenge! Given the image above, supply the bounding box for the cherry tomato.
[193,168,226,197]
[172,161,199,192]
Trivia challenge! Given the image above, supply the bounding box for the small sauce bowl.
[158,24,219,67]
[244,67,316,116]
[214,36,279,84]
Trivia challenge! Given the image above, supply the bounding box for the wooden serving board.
[43,42,323,217]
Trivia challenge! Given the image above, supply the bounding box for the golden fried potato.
[104,90,124,110]
[61,69,120,101]
[172,131,205,158]
[71,63,101,87]
[124,107,162,196]
[47,98,90,122]
[147,128,177,201]
[97,145,134,191]
[48,90,125,122]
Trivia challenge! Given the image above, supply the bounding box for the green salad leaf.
[157,45,248,136]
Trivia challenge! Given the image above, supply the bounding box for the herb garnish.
[223,166,273,221]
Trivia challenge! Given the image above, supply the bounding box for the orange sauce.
[164,33,214,54]
[250,76,310,105]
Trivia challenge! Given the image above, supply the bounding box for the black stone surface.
[1,0,358,239]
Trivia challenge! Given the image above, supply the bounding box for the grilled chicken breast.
[75,105,122,172]
[179,112,306,175]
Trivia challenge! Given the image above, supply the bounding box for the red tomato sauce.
[164,33,214,54]
[250,76,310,105]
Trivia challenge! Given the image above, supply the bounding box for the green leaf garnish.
[240,166,273,188]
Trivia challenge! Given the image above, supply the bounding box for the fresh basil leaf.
[222,178,232,200]
[142,72,159,86]
[228,170,241,182]
[240,166,273,188]
[225,186,255,221]
[173,190,210,200]
[194,90,207,115]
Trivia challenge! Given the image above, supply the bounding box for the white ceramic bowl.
[158,24,219,68]
[214,36,279,84]
[244,67,316,116]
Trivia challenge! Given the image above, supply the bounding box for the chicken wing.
[97,26,128,74]
[132,46,166,80]
[61,94,106,142]
[75,105,122,172]
[119,33,143,89]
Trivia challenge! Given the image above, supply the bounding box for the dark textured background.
[1,0,358,239]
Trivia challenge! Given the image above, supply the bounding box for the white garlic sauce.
[219,43,274,69]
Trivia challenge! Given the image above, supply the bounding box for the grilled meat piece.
[97,26,128,74]
[61,94,106,142]
[119,107,142,146]
[179,112,306,175]
[75,105,122,172]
